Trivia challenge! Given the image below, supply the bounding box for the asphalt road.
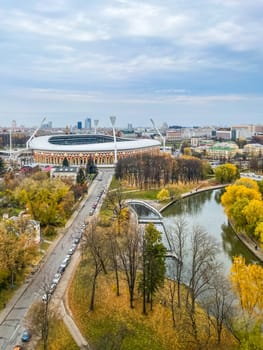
[0,168,113,350]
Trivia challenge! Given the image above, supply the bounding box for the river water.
[162,189,259,274]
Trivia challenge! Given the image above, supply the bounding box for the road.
[0,169,113,350]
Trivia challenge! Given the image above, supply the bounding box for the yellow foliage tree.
[157,188,170,202]
[214,163,239,183]
[230,256,263,317]
[242,199,263,235]
[235,177,260,191]
[221,184,262,217]
[255,222,263,244]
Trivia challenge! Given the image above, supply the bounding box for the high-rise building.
[85,118,92,129]
[77,121,82,130]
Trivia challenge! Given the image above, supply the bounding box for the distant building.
[231,125,254,140]
[166,129,183,142]
[42,121,52,129]
[215,128,232,140]
[206,142,239,160]
[51,166,79,184]
[77,121,82,130]
[85,118,92,129]
[243,143,263,156]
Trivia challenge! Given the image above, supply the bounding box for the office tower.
[85,118,92,129]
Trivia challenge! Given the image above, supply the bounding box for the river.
[162,189,260,274]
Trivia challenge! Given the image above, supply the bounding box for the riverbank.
[156,184,263,265]
[228,220,263,263]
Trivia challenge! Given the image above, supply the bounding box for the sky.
[0,0,263,129]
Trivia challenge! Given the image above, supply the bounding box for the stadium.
[29,134,161,166]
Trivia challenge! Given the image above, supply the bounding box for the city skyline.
[0,1,263,128]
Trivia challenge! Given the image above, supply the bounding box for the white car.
[52,273,62,285]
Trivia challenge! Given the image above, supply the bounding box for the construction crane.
[150,118,166,152]
[26,117,46,149]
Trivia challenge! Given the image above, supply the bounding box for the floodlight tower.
[94,119,99,134]
[110,116,118,164]
[150,118,166,152]
[26,116,46,149]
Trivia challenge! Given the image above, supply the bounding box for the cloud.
[0,1,263,127]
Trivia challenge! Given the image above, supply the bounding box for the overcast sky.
[0,0,263,128]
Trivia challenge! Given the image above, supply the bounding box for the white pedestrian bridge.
[126,200,178,261]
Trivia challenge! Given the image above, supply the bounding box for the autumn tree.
[14,177,74,228]
[0,220,37,288]
[105,182,128,235]
[157,188,170,202]
[231,256,263,317]
[230,256,263,349]
[221,179,263,239]
[214,163,239,183]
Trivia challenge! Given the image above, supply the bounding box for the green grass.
[122,188,160,200]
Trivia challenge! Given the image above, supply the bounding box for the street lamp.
[150,118,166,152]
[110,116,118,164]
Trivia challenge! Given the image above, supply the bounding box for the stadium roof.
[29,134,160,152]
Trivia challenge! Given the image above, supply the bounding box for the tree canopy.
[214,163,239,184]
[221,178,263,241]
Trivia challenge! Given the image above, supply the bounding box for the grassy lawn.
[68,259,179,350]
[67,256,237,350]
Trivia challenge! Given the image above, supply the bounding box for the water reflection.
[164,190,213,217]
[221,223,258,265]
[162,189,261,274]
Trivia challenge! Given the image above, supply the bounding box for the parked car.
[74,237,80,244]
[52,273,62,285]
[68,247,75,255]
[42,292,51,303]
[42,282,56,302]
[49,283,56,294]
[21,330,31,342]
[57,264,66,274]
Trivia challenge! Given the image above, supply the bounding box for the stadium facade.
[29,134,160,166]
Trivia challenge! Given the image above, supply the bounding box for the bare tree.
[166,217,187,327]
[107,230,121,296]
[183,226,221,349]
[117,216,142,308]
[25,280,55,350]
[186,225,220,314]
[200,271,236,345]
[81,218,109,311]
[105,181,127,235]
